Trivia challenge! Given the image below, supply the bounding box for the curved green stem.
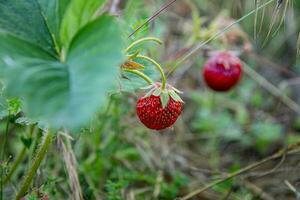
[3,147,26,185]
[126,37,162,52]
[123,69,153,85]
[135,55,167,89]
[15,130,52,200]
[4,125,35,186]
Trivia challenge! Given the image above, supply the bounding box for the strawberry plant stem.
[123,68,153,84]
[3,125,35,186]
[15,130,52,200]
[136,55,167,89]
[3,147,26,185]
[0,118,10,200]
[126,37,162,52]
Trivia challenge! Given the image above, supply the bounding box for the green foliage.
[250,121,282,152]
[123,0,150,37]
[0,0,125,131]
[0,84,7,118]
[190,89,283,153]
[7,98,22,115]
[0,0,58,55]
[191,92,244,141]
[159,172,189,199]
[0,97,22,120]
[193,108,243,140]
[26,195,38,200]
[293,117,300,131]
[37,0,70,48]
[121,58,158,92]
[105,180,128,200]
[212,179,234,194]
[104,170,188,200]
[60,0,106,49]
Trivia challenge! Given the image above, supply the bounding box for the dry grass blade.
[243,180,275,200]
[254,0,260,40]
[272,0,290,37]
[284,180,300,198]
[167,0,276,77]
[58,134,83,200]
[297,32,300,57]
[262,0,286,46]
[128,0,178,38]
[242,62,300,115]
[258,5,266,36]
[178,141,300,200]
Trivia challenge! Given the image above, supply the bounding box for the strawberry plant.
[122,37,184,130]
[0,0,300,200]
[0,0,124,130]
[0,0,124,199]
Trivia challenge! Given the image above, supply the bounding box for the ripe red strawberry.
[203,51,242,92]
[136,83,183,130]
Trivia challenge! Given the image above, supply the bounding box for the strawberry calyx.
[141,82,184,108]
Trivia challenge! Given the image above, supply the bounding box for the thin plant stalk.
[58,134,83,200]
[179,141,300,200]
[123,68,153,85]
[15,130,52,200]
[3,125,36,185]
[135,55,167,89]
[125,37,162,52]
[168,0,276,76]
[128,0,178,38]
[0,118,10,200]
[243,62,300,115]
[3,147,26,185]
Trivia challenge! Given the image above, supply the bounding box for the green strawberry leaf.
[0,82,22,119]
[7,97,22,116]
[37,0,71,47]
[0,0,60,56]
[15,117,47,131]
[0,15,125,131]
[0,90,9,119]
[60,0,106,49]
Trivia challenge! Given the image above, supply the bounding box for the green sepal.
[160,91,170,108]
[140,84,155,90]
[171,86,183,94]
[153,88,162,96]
[143,87,156,98]
[169,90,184,103]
